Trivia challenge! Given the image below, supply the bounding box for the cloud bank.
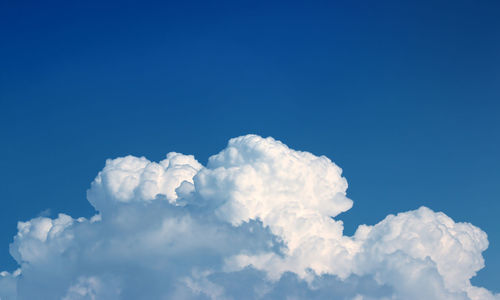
[0,135,497,300]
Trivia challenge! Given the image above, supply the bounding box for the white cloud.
[0,135,497,299]
[87,152,202,211]
[0,269,19,300]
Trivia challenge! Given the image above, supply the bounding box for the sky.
[0,0,499,298]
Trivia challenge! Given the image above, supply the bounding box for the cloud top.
[0,135,497,300]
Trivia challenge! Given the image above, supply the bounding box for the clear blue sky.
[0,0,499,292]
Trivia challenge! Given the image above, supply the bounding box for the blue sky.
[0,0,499,295]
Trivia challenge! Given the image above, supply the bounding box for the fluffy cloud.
[0,135,497,300]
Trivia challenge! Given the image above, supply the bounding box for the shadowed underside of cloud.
[0,135,498,300]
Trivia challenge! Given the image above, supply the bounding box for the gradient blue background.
[1,0,499,292]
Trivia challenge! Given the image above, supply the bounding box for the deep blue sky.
[1,0,499,292]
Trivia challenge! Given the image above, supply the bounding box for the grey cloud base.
[0,135,497,300]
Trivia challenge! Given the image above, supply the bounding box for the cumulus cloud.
[0,135,497,300]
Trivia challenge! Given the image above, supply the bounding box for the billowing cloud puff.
[88,152,203,210]
[0,135,497,300]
